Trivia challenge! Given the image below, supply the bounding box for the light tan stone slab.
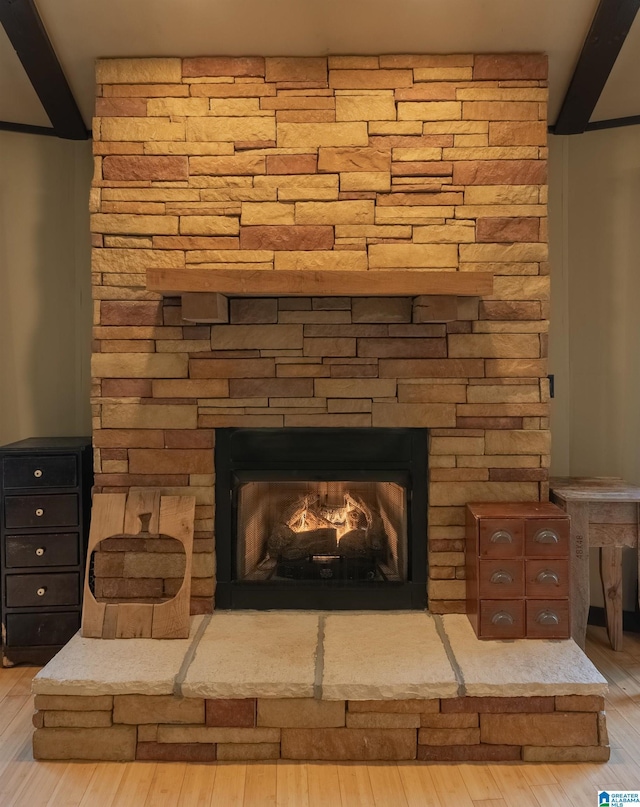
[32,617,204,696]
[442,615,608,697]
[322,614,458,700]
[181,612,318,699]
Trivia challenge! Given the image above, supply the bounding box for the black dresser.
[0,437,93,666]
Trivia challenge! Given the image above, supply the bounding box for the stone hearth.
[32,613,608,762]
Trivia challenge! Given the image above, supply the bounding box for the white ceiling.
[0,0,637,130]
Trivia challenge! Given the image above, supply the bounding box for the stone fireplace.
[90,53,550,616]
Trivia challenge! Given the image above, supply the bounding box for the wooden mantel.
[146,268,493,298]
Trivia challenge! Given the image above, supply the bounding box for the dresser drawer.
[479,600,525,639]
[525,519,570,558]
[2,455,77,489]
[478,559,524,599]
[478,519,524,559]
[526,599,570,639]
[5,572,80,608]
[4,494,79,529]
[4,533,79,568]
[4,612,80,647]
[525,559,569,599]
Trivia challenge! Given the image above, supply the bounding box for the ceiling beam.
[553,0,640,135]
[0,0,88,140]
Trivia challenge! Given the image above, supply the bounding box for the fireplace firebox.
[214,429,428,610]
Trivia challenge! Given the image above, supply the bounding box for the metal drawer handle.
[34,469,43,478]
[35,508,44,517]
[490,569,513,585]
[534,529,559,544]
[36,587,47,597]
[491,611,515,626]
[490,530,513,544]
[536,569,559,585]
[536,609,560,626]
[35,547,45,557]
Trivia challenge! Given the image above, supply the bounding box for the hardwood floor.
[1,625,639,806]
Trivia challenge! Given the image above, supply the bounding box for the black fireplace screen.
[215,428,428,610]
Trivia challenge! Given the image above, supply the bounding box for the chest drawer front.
[478,519,524,558]
[525,559,570,598]
[478,559,524,599]
[526,599,570,639]
[4,612,80,647]
[4,533,79,569]
[525,519,570,558]
[479,599,525,639]
[5,572,80,608]
[4,494,79,529]
[2,455,77,489]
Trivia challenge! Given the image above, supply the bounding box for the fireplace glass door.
[236,479,408,584]
[215,428,428,610]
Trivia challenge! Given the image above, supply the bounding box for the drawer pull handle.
[34,469,43,478]
[36,587,47,597]
[536,609,560,626]
[536,569,559,585]
[490,530,513,544]
[35,508,44,517]
[490,570,513,585]
[491,611,515,626]
[35,547,46,557]
[534,529,559,544]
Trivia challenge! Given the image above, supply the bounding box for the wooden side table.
[550,477,640,651]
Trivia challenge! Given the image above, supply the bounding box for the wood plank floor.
[2,625,639,807]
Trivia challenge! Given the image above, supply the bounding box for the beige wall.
[0,131,93,445]
[549,127,640,609]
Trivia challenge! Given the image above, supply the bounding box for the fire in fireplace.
[215,429,428,610]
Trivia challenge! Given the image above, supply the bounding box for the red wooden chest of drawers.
[466,502,571,640]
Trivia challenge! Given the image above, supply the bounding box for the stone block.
[217,743,281,760]
[484,429,551,455]
[97,58,182,84]
[190,358,275,378]
[180,216,239,236]
[265,57,327,82]
[211,324,302,350]
[183,57,265,77]
[295,201,374,225]
[157,725,280,743]
[417,744,521,761]
[128,449,213,474]
[281,728,416,760]
[315,378,397,398]
[358,338,446,359]
[95,98,148,116]
[274,251,368,271]
[187,116,276,142]
[189,155,266,176]
[477,217,540,243]
[92,352,188,379]
[480,713,598,747]
[430,481,538,506]
[473,54,548,80]
[43,711,112,728]
[240,203,295,225]
[136,742,217,761]
[318,147,390,172]
[335,95,396,121]
[379,358,484,378]
[449,334,540,359]
[277,123,368,148]
[340,172,391,192]
[206,699,256,727]
[92,247,185,273]
[229,378,313,397]
[267,154,318,174]
[102,404,197,430]
[368,244,458,268]
[152,379,229,398]
[397,102,462,121]
[240,225,333,250]
[34,695,114,712]
[33,726,137,761]
[329,70,413,89]
[102,156,187,181]
[372,403,455,428]
[346,713,420,728]
[453,160,547,185]
[113,695,204,724]
[352,298,411,323]
[146,98,210,117]
[421,713,478,728]
[304,338,355,357]
[522,745,610,762]
[489,121,548,146]
[230,298,278,324]
[257,699,345,728]
[347,700,439,714]
[101,118,184,141]
[138,725,158,742]
[413,224,475,243]
[418,727,480,745]
[398,384,466,403]
[91,214,178,236]
[555,695,605,713]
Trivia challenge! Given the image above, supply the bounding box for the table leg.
[565,501,590,649]
[600,545,624,651]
